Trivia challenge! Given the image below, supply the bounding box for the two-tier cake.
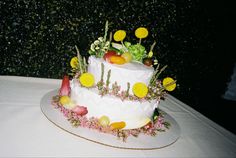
[52,21,176,141]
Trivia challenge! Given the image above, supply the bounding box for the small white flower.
[103,47,108,50]
[94,40,100,45]
[90,44,95,51]
[154,59,158,65]
[105,41,110,46]
[95,46,100,50]
[98,37,103,42]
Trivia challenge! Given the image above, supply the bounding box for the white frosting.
[68,56,158,129]
[87,56,154,94]
[70,79,158,129]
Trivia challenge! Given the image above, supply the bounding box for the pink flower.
[59,75,71,96]
[72,105,88,116]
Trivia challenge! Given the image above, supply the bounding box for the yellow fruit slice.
[79,73,95,87]
[121,52,132,63]
[59,96,71,105]
[110,121,126,130]
[162,77,176,91]
[70,57,79,68]
[98,116,110,127]
[113,30,126,42]
[110,56,126,65]
[59,96,76,109]
[140,117,151,127]
[132,82,148,98]
[135,27,148,39]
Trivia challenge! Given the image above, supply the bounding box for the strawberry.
[72,105,88,116]
[59,75,71,96]
[103,50,117,62]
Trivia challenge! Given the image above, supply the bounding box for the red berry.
[103,50,117,61]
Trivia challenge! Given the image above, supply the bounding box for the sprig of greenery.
[97,64,112,95]
[106,69,111,88]
[126,82,130,97]
[103,21,108,43]
[97,63,104,90]
[75,45,87,74]
[149,65,168,87]
[88,21,110,58]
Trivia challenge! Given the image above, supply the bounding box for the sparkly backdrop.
[0,0,234,109]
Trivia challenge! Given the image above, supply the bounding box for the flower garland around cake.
[52,95,170,142]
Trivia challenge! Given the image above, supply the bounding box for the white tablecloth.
[0,76,235,157]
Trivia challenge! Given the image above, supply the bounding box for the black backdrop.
[0,0,235,133]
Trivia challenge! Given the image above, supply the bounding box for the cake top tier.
[89,55,154,71]
[68,21,176,100]
[88,55,154,93]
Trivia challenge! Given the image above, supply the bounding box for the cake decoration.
[79,73,95,88]
[135,27,149,40]
[132,82,148,98]
[52,21,176,141]
[113,30,126,42]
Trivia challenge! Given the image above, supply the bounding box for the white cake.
[54,22,176,136]
[70,56,158,129]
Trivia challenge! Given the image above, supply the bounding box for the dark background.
[0,0,235,133]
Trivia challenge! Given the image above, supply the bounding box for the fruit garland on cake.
[52,21,176,141]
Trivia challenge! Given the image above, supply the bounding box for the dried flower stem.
[149,65,168,87]
[103,21,109,43]
[75,45,84,74]
[106,69,111,87]
[156,65,168,79]
[101,63,104,82]
[139,38,142,44]
[109,32,112,42]
[126,82,130,97]
[150,41,156,52]
[97,63,105,90]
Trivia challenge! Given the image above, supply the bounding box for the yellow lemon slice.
[79,73,95,87]
[163,77,176,91]
[132,82,148,98]
[135,27,148,39]
[70,57,79,68]
[110,121,126,130]
[113,30,126,42]
[59,96,71,105]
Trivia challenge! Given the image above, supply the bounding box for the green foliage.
[127,44,146,62]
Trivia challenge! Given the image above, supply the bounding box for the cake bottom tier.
[70,80,158,129]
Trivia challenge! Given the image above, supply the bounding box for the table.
[0,75,235,157]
